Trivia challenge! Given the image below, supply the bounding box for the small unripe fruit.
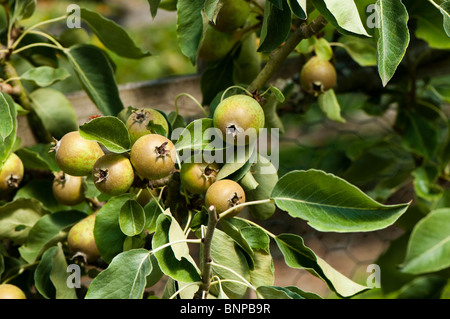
[52,172,85,206]
[0,153,24,193]
[126,108,169,145]
[213,94,265,145]
[300,56,337,96]
[214,0,251,33]
[0,284,26,299]
[205,179,246,218]
[67,213,100,263]
[198,26,236,62]
[180,159,220,194]
[93,153,135,196]
[130,134,177,181]
[55,131,104,177]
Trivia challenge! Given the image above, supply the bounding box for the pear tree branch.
[247,15,328,92]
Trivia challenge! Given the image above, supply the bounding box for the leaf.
[67,44,124,116]
[19,210,86,263]
[147,0,162,18]
[337,35,377,67]
[399,110,440,160]
[20,66,70,87]
[0,92,14,141]
[80,8,150,59]
[0,93,17,166]
[29,88,78,140]
[216,144,257,180]
[94,194,134,264]
[314,38,333,61]
[118,200,146,237]
[210,229,251,298]
[11,0,36,21]
[15,143,59,172]
[441,1,450,36]
[0,198,49,245]
[152,212,201,283]
[242,154,279,220]
[287,0,307,19]
[258,0,292,53]
[79,116,131,153]
[269,86,285,103]
[34,244,77,299]
[176,0,205,64]
[257,285,305,299]
[375,0,410,86]
[400,208,450,274]
[311,0,369,37]
[317,89,346,123]
[414,1,450,49]
[174,118,224,155]
[271,169,410,232]
[204,0,221,22]
[86,249,152,299]
[200,53,236,106]
[274,233,368,298]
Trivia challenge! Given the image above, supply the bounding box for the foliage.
[0,0,449,300]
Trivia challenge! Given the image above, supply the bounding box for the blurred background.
[23,0,195,94]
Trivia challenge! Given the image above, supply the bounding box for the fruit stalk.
[247,15,328,92]
[194,205,218,299]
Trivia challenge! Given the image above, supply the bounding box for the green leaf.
[256,285,305,299]
[176,0,205,64]
[317,89,346,123]
[210,228,251,298]
[337,35,377,67]
[201,53,236,106]
[217,144,257,180]
[147,0,162,18]
[375,0,410,86]
[29,88,78,140]
[287,0,307,19]
[67,44,124,116]
[0,92,14,142]
[274,233,368,298]
[204,0,221,21]
[441,1,450,36]
[19,210,86,263]
[269,86,285,103]
[311,0,369,37]
[174,118,224,154]
[86,249,152,299]
[271,169,410,232]
[314,38,333,61]
[414,1,450,49]
[258,0,292,53]
[0,198,49,245]
[11,0,36,21]
[119,200,146,237]
[80,8,150,59]
[152,212,201,283]
[400,208,450,274]
[94,194,134,263]
[0,93,17,166]
[15,143,59,172]
[34,244,78,299]
[242,154,279,220]
[399,110,440,160]
[79,116,131,153]
[20,66,70,87]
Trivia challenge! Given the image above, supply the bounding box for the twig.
[247,15,328,92]
[194,205,218,299]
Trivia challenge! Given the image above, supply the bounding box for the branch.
[248,15,328,92]
[194,205,218,299]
